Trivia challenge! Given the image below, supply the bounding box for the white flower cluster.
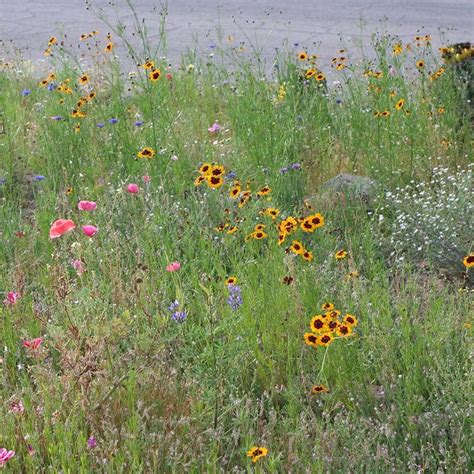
[378,164,473,269]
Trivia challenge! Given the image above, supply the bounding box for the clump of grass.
[0,2,472,471]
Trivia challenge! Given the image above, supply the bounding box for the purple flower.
[47,83,57,91]
[51,116,62,121]
[171,311,187,323]
[291,163,302,170]
[108,118,118,124]
[279,167,289,175]
[0,178,6,185]
[167,300,179,312]
[134,121,143,127]
[336,99,343,104]
[34,175,45,181]
[227,284,242,311]
[226,171,237,180]
[87,436,97,449]
[96,123,105,128]
[22,89,31,96]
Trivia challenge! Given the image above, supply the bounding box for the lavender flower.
[279,167,289,175]
[51,116,62,121]
[291,163,302,170]
[34,175,45,181]
[22,89,31,96]
[96,123,105,128]
[47,83,57,91]
[171,311,187,323]
[227,284,243,311]
[108,118,118,124]
[168,300,179,312]
[87,436,97,449]
[134,121,144,127]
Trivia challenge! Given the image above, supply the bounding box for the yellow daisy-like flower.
[105,42,114,52]
[251,230,267,240]
[198,163,212,176]
[66,186,74,196]
[256,186,271,197]
[318,334,333,347]
[238,195,251,208]
[254,224,266,232]
[210,165,225,177]
[304,332,319,347]
[207,175,224,189]
[79,74,89,85]
[226,226,239,235]
[315,73,326,82]
[416,60,425,69]
[142,60,155,70]
[48,36,57,46]
[229,181,241,199]
[335,250,348,260]
[392,43,403,55]
[194,175,206,186]
[149,69,162,81]
[297,51,308,61]
[343,314,358,326]
[261,208,280,220]
[310,315,328,334]
[290,240,304,255]
[305,68,317,78]
[380,111,390,118]
[137,147,155,159]
[463,254,474,268]
[225,276,238,286]
[302,250,313,262]
[279,217,298,235]
[247,446,268,463]
[337,324,353,337]
[311,384,329,394]
[322,302,334,311]
[326,310,341,320]
[395,98,405,110]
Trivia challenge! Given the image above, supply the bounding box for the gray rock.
[315,173,380,208]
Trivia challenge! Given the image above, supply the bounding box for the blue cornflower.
[22,89,31,96]
[227,284,243,311]
[291,163,302,170]
[134,121,144,127]
[279,167,289,175]
[47,83,57,91]
[96,123,105,128]
[0,178,6,185]
[34,175,45,181]
[108,118,118,124]
[226,171,237,180]
[171,311,187,323]
[168,300,180,312]
[51,115,62,121]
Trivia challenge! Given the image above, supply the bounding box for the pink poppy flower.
[82,225,98,237]
[208,122,221,133]
[166,262,181,272]
[127,183,139,194]
[0,448,15,466]
[3,291,19,305]
[78,200,97,211]
[49,219,76,239]
[23,338,43,350]
[143,175,151,184]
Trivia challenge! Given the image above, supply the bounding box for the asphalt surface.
[0,0,472,69]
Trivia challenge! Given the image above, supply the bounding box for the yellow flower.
[289,240,304,255]
[48,36,57,46]
[335,250,347,260]
[463,254,474,268]
[105,42,114,52]
[198,163,212,176]
[302,250,313,262]
[149,69,162,81]
[305,68,317,78]
[297,51,308,61]
[256,186,271,197]
[321,303,334,311]
[247,446,268,463]
[311,384,329,394]
[318,334,333,347]
[337,324,353,337]
[392,43,403,55]
[310,315,328,334]
[343,314,358,326]
[416,60,425,69]
[395,98,405,110]
[194,175,206,186]
[142,60,155,70]
[79,74,89,85]
[207,175,224,189]
[225,276,238,286]
[226,226,239,235]
[315,73,326,82]
[137,147,155,159]
[304,332,319,347]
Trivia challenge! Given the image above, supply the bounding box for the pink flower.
[49,219,76,239]
[143,175,151,184]
[3,291,19,305]
[82,225,98,237]
[87,436,97,449]
[208,122,221,133]
[72,259,85,275]
[0,448,15,466]
[78,200,97,211]
[127,183,139,194]
[10,401,24,414]
[27,445,35,457]
[166,73,173,80]
[166,262,181,272]
[23,338,43,350]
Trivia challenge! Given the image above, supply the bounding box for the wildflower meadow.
[0,3,473,472]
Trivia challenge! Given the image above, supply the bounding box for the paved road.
[0,0,472,69]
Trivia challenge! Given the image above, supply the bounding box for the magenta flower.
[71,259,85,275]
[3,291,19,305]
[208,121,221,133]
[0,448,15,466]
[22,338,43,350]
[82,225,98,237]
[142,175,151,184]
[10,401,24,414]
[166,262,181,272]
[27,445,35,457]
[87,436,97,449]
[127,183,139,194]
[78,200,97,211]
